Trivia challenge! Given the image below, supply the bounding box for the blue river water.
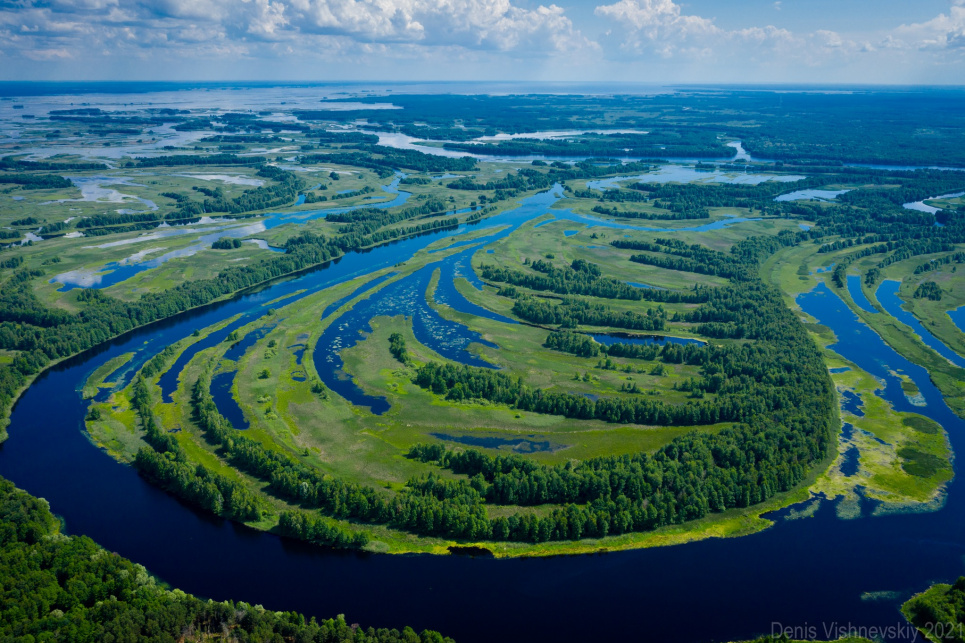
[211,371,249,430]
[876,280,965,369]
[3,187,965,643]
[590,332,704,347]
[951,305,965,333]
[847,275,879,314]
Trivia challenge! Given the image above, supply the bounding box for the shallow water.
[51,176,412,290]
[775,189,851,202]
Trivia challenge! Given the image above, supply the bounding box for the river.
[2,186,964,643]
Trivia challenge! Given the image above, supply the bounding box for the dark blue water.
[290,344,306,366]
[211,371,249,429]
[590,333,705,347]
[876,280,965,369]
[431,251,516,324]
[224,327,273,361]
[312,264,500,414]
[209,316,275,427]
[841,390,865,417]
[839,423,859,477]
[159,319,254,403]
[847,275,879,314]
[5,191,965,643]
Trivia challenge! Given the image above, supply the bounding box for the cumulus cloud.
[594,0,717,54]
[2,0,964,80]
[0,0,592,66]
[892,1,965,51]
[593,0,874,65]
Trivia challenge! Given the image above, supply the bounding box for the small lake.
[775,189,851,202]
[211,371,249,430]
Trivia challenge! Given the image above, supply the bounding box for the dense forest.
[0,477,454,642]
[285,90,965,165]
[903,577,965,643]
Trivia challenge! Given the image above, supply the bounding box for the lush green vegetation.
[0,476,453,642]
[212,237,244,250]
[904,577,965,643]
[2,88,965,643]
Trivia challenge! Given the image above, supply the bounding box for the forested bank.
[0,477,454,642]
[903,577,965,643]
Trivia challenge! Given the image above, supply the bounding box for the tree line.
[592,204,709,221]
[510,296,668,331]
[0,476,453,642]
[480,257,709,303]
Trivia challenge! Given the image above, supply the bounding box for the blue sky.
[1,0,963,83]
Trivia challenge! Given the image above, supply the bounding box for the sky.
[1,0,964,83]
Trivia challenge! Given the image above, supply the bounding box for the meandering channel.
[3,186,964,643]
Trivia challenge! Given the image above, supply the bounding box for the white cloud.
[2,0,965,81]
[594,0,717,53]
[0,0,592,64]
[592,0,873,65]
[892,2,965,51]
